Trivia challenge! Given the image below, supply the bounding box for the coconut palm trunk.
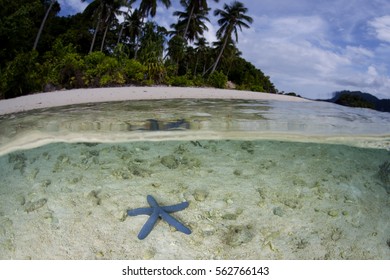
[210,32,230,74]
[100,14,111,52]
[118,0,135,44]
[90,13,101,53]
[183,4,195,38]
[33,0,56,50]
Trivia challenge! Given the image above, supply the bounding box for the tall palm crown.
[173,2,210,42]
[139,0,171,18]
[181,0,219,15]
[124,9,143,43]
[214,0,253,43]
[179,0,219,40]
[117,0,137,43]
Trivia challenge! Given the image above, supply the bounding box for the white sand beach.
[0,86,308,115]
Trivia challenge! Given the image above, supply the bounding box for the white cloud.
[345,46,374,59]
[368,15,390,43]
[58,0,88,15]
[269,16,328,38]
[238,16,347,97]
[202,22,217,46]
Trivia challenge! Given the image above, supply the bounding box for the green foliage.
[285,92,299,97]
[56,13,92,55]
[83,51,145,87]
[0,0,41,66]
[168,75,194,87]
[165,73,206,87]
[124,59,147,83]
[0,50,42,99]
[166,35,187,71]
[94,56,119,78]
[336,93,376,109]
[84,51,106,69]
[0,1,279,99]
[250,85,265,92]
[141,79,154,86]
[100,72,125,87]
[113,43,129,66]
[138,22,166,83]
[227,57,276,93]
[82,52,104,86]
[208,71,227,89]
[83,52,127,87]
[192,75,206,87]
[42,39,84,88]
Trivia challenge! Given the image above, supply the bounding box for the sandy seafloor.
[0,87,389,260]
[0,140,389,259]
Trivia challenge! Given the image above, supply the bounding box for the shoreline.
[0,86,388,154]
[0,86,310,115]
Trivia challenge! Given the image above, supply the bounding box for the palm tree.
[173,1,210,42]
[166,33,187,74]
[117,0,137,44]
[120,8,143,58]
[180,0,219,41]
[194,37,209,75]
[82,0,124,53]
[82,0,106,53]
[139,0,171,18]
[210,1,253,74]
[99,0,125,51]
[33,0,58,50]
[138,22,167,81]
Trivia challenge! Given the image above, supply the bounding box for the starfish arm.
[147,195,159,207]
[138,209,160,240]
[161,201,189,213]
[160,211,191,235]
[127,207,153,216]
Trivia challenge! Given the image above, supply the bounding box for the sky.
[58,0,390,100]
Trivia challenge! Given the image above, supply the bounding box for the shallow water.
[0,140,389,259]
[0,99,389,259]
[0,99,389,156]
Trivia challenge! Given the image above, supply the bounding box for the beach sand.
[0,86,308,115]
[0,87,389,260]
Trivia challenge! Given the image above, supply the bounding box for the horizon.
[57,0,390,100]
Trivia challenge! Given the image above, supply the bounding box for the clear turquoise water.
[1,99,389,156]
[0,99,389,259]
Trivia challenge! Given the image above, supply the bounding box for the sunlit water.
[0,99,389,259]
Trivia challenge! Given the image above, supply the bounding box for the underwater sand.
[0,140,389,259]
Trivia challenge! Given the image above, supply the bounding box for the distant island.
[318,90,390,113]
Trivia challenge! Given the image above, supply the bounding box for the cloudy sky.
[58,0,390,99]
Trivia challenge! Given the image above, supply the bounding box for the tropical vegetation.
[0,0,277,99]
[322,90,390,112]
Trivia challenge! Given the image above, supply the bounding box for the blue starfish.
[127,195,191,240]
